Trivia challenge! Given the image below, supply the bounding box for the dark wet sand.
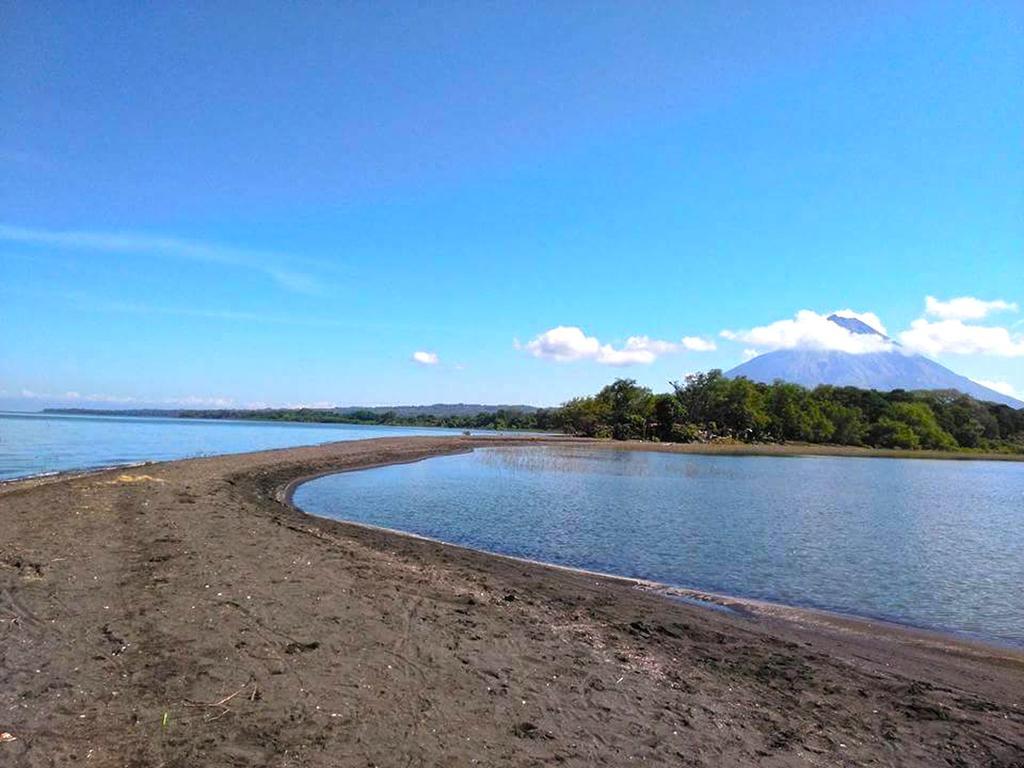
[1,436,1022,767]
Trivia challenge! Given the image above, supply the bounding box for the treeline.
[557,372,1024,453]
[175,407,560,432]
[50,374,1024,452]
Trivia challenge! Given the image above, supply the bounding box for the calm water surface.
[295,446,1024,646]
[0,411,476,481]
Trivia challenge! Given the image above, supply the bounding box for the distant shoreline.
[28,407,1024,462]
[573,438,1024,462]
[38,404,551,434]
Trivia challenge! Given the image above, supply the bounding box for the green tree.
[719,377,771,440]
[767,382,813,441]
[885,402,957,449]
[558,396,610,438]
[820,400,867,445]
[871,417,921,449]
[594,379,654,440]
[671,370,729,429]
[804,401,836,443]
[651,393,683,442]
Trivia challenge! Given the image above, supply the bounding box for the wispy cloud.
[4,286,331,327]
[0,223,328,294]
[0,285,453,335]
[0,148,54,170]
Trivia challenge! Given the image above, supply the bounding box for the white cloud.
[681,336,717,352]
[899,319,1024,357]
[974,379,1018,398]
[925,296,1018,321]
[522,326,600,362]
[721,310,894,355]
[521,326,715,366]
[411,350,440,365]
[723,302,1024,363]
[606,336,677,365]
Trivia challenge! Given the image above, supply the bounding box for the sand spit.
[1,436,1021,766]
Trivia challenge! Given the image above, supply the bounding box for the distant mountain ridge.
[44,403,540,418]
[337,403,539,417]
[726,314,1023,408]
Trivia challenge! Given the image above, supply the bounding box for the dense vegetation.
[557,372,1024,453]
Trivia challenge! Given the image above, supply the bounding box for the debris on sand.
[107,474,166,484]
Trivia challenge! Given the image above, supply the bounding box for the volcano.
[725,314,1022,408]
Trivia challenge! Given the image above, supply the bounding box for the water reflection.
[477,445,738,479]
[296,447,1024,647]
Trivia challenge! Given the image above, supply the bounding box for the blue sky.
[2,1,1022,408]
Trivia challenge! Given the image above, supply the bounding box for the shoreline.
[7,435,1024,657]
[284,452,1024,656]
[2,413,1022,491]
[9,434,1024,657]
[2,436,1022,765]
[1,433,1020,490]
[298,515,1024,659]
[16,409,1024,461]
[568,438,1024,462]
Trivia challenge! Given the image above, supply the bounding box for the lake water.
[295,446,1024,646]
[0,411,477,482]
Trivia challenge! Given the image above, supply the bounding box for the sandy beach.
[2,436,1022,767]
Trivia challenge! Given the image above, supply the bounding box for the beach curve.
[1,435,1022,766]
